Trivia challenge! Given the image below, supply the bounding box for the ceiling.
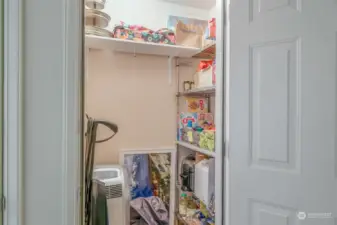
[161,0,215,10]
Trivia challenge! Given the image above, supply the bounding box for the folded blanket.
[113,22,176,45]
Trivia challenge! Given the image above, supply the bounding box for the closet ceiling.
[161,0,215,9]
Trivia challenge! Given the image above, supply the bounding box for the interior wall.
[86,51,194,164]
[102,0,210,31]
[87,2,215,164]
[209,5,216,18]
[86,52,215,164]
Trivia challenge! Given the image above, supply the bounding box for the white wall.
[102,0,210,31]
[86,51,178,164]
[209,5,216,18]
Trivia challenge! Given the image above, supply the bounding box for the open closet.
[83,1,223,225]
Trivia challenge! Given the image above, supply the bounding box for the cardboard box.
[202,38,215,48]
[178,112,198,141]
[175,21,204,48]
[186,97,209,113]
[194,66,213,88]
[167,16,208,48]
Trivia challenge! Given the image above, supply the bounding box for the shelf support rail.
[168,56,173,85]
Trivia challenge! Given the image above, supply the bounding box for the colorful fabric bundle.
[113,22,176,45]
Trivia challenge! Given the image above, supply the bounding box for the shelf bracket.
[168,56,173,85]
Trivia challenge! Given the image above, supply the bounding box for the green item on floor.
[91,183,108,225]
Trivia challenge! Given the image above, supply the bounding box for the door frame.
[3,0,23,224]
[223,1,230,225]
[3,0,83,224]
[4,0,227,225]
[215,0,228,225]
[0,0,3,224]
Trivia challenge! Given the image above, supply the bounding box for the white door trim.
[224,1,230,225]
[214,0,226,225]
[61,0,83,224]
[4,0,83,224]
[3,0,23,224]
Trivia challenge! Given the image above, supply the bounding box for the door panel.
[229,0,337,224]
[250,38,300,173]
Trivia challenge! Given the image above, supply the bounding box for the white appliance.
[93,165,130,225]
[194,158,215,207]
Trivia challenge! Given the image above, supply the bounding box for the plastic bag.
[124,154,153,199]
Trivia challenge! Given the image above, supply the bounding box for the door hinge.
[1,196,6,212]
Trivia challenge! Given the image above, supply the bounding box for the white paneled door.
[229,0,337,225]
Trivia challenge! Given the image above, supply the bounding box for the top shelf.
[85,35,201,58]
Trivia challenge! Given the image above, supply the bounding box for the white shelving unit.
[175,38,217,224]
[176,141,216,157]
[193,42,216,59]
[178,86,216,97]
[85,35,200,58]
[85,35,202,84]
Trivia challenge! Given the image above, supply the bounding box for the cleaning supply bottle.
[179,193,188,216]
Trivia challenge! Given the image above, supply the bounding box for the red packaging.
[197,60,212,72]
[209,18,216,39]
[212,59,216,85]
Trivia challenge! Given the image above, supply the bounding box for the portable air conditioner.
[92,165,130,225]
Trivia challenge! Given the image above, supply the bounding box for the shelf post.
[168,56,173,85]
